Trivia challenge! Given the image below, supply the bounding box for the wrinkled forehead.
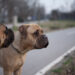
[27,24,42,33]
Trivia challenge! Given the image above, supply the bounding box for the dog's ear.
[19,25,29,37]
[2,29,14,48]
[19,25,25,34]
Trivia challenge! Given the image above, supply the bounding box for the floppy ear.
[3,29,14,48]
[19,25,25,34]
[19,25,29,37]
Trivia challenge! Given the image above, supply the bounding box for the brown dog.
[0,24,14,48]
[0,24,49,75]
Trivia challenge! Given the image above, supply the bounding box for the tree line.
[0,0,46,23]
[49,0,75,20]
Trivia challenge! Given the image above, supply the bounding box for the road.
[0,28,75,75]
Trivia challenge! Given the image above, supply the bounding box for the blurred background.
[0,0,75,75]
[0,0,75,32]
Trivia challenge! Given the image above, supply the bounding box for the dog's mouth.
[34,35,49,49]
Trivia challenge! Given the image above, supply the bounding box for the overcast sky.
[39,0,74,14]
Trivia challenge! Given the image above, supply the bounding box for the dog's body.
[0,24,49,75]
[0,43,26,75]
[0,25,14,48]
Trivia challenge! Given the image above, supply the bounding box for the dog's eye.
[33,30,39,36]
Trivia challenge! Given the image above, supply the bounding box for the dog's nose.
[41,35,48,40]
[41,35,49,48]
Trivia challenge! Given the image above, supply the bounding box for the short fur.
[0,24,49,75]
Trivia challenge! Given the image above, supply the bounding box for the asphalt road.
[0,28,75,75]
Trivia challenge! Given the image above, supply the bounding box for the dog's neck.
[12,31,29,54]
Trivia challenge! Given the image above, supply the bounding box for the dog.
[0,24,14,48]
[0,24,49,75]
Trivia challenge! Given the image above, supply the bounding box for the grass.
[12,20,75,32]
[52,67,62,73]
[64,57,72,65]
[50,55,75,75]
[12,25,18,31]
[38,20,75,32]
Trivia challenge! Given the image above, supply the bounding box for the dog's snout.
[44,41,49,47]
[41,35,47,40]
[41,35,49,48]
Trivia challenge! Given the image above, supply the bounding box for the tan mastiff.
[0,24,14,48]
[0,24,49,75]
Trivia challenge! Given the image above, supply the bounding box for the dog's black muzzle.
[35,35,49,49]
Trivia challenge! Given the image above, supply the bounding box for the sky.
[39,0,74,14]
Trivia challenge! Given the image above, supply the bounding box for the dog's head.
[0,24,14,48]
[19,24,49,50]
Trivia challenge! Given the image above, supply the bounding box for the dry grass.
[38,20,75,32]
[12,21,75,32]
[45,51,75,75]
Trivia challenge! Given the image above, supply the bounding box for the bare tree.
[71,0,75,11]
[0,0,31,22]
[0,0,46,23]
[36,5,46,20]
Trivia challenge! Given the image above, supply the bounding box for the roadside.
[49,49,75,75]
[11,21,75,75]
[38,20,75,32]
[0,27,75,75]
[11,20,75,32]
[35,46,75,75]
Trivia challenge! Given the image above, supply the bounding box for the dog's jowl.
[0,24,49,75]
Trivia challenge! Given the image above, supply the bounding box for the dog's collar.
[11,44,25,55]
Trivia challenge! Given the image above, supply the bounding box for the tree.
[71,0,75,11]
[0,0,36,22]
[0,0,46,23]
[50,10,60,20]
[36,5,46,20]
